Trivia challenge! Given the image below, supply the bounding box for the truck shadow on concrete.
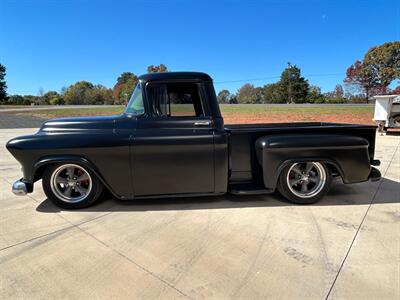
[36,177,399,213]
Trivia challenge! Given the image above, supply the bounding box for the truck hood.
[39,114,122,133]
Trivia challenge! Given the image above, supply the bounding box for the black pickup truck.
[7,72,381,209]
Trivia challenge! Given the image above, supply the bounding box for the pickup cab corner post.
[6,72,381,209]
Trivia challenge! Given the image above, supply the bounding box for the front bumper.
[369,167,381,182]
[12,179,28,196]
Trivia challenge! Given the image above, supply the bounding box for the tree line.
[0,64,168,106]
[218,41,400,104]
[0,42,399,106]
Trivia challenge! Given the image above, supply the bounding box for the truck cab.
[125,72,228,197]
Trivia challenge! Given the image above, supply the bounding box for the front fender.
[32,155,123,199]
[7,130,133,199]
[255,134,371,189]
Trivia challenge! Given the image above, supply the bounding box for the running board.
[228,183,274,195]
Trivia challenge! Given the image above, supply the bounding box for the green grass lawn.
[219,104,373,114]
[16,107,125,117]
[6,104,373,118]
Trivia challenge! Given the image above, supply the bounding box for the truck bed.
[225,121,376,131]
[225,122,377,183]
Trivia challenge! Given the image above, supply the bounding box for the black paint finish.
[255,134,371,189]
[6,72,379,200]
[132,117,215,196]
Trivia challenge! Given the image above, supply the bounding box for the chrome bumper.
[12,180,28,196]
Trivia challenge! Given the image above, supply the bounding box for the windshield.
[125,84,144,115]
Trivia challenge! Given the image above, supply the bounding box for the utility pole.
[288,62,293,104]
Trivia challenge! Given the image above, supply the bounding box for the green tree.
[147,64,168,73]
[64,81,94,104]
[364,41,400,92]
[324,85,347,103]
[217,89,232,104]
[7,95,28,105]
[306,85,325,103]
[0,63,7,103]
[113,72,138,104]
[261,83,284,103]
[86,85,113,105]
[24,95,39,105]
[278,63,309,103]
[237,84,261,104]
[41,91,64,105]
[229,94,238,104]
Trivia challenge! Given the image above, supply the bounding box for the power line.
[214,76,281,84]
[214,73,345,84]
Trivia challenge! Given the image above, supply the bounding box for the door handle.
[194,121,211,126]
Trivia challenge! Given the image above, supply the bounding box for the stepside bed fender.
[255,134,371,190]
[31,155,122,198]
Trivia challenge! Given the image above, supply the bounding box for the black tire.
[392,114,400,128]
[277,162,332,204]
[42,163,103,209]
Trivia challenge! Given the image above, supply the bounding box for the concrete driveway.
[0,128,399,299]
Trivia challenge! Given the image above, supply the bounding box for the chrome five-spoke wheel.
[278,161,332,204]
[286,162,326,198]
[50,164,92,203]
[43,163,103,209]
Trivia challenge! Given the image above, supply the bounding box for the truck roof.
[138,72,213,83]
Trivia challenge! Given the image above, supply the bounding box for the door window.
[147,83,204,117]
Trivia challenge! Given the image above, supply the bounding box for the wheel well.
[325,162,342,180]
[34,160,114,196]
[277,160,342,180]
[34,159,93,181]
[34,164,55,181]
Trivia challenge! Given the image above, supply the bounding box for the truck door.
[131,81,215,196]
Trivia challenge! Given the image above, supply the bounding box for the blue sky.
[0,0,399,95]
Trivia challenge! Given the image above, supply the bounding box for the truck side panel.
[226,123,377,187]
[255,134,371,189]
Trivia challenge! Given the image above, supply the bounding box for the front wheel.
[277,162,332,204]
[42,163,103,209]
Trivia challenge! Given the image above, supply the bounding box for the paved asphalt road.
[0,105,121,129]
[0,113,45,129]
[0,105,124,113]
[0,128,399,299]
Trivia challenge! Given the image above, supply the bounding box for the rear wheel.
[42,163,103,209]
[392,115,400,128]
[277,162,332,204]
